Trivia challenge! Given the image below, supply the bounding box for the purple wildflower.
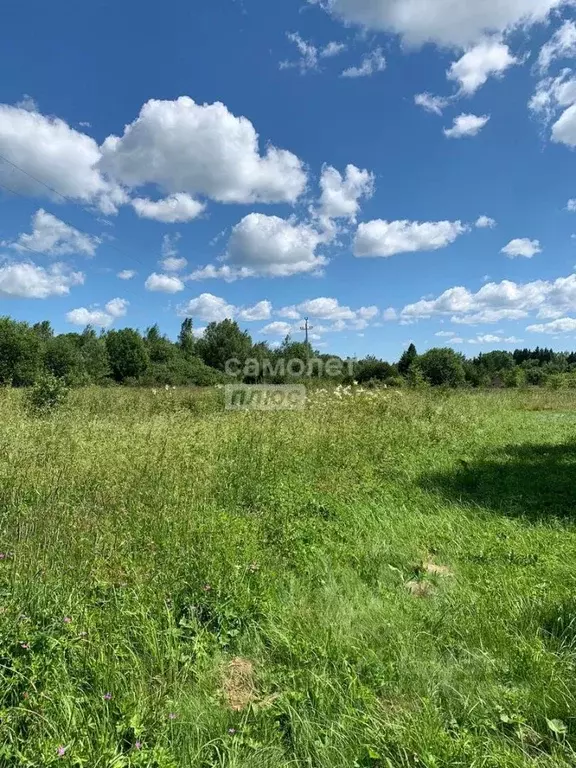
[134,740,142,750]
[63,617,71,624]
[103,692,112,701]
[57,746,66,757]
[20,642,30,650]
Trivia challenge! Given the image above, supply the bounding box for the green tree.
[0,317,43,386]
[356,356,397,384]
[178,318,196,360]
[44,335,85,384]
[398,343,418,376]
[196,320,252,373]
[80,328,110,383]
[418,347,466,387]
[105,329,149,382]
[145,324,175,364]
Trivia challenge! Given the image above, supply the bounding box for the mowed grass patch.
[0,387,574,766]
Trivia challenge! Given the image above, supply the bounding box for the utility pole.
[300,317,314,345]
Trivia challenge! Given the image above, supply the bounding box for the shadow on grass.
[422,441,576,521]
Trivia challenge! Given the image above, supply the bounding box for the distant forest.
[1,314,575,388]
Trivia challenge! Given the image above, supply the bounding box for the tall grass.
[0,386,575,766]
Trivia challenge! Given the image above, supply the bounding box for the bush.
[25,373,69,415]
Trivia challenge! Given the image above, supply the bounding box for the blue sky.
[2,0,576,359]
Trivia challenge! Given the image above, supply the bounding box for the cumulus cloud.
[0,261,84,299]
[144,273,185,293]
[341,48,386,78]
[501,237,541,258]
[537,19,576,72]
[443,113,490,138]
[99,97,307,205]
[237,300,273,321]
[260,321,295,336]
[176,293,273,323]
[117,269,136,280]
[132,193,205,223]
[177,293,237,322]
[354,219,466,258]
[447,39,517,95]
[0,104,126,214]
[318,164,375,223]
[475,215,497,228]
[527,316,576,333]
[278,297,378,328]
[159,233,187,272]
[8,209,100,257]
[414,93,450,115]
[66,298,128,329]
[401,272,576,324]
[308,0,567,48]
[191,213,329,280]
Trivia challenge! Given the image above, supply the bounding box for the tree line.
[0,314,575,388]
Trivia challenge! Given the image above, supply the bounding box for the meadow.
[0,385,575,767]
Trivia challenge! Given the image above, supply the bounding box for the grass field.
[0,386,575,767]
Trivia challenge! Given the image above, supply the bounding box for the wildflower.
[134,740,142,750]
[151,389,158,396]
[202,584,211,592]
[103,692,112,701]
[0,554,5,560]
[20,642,30,650]
[57,746,66,757]
[165,384,170,391]
[168,712,177,720]
[228,728,236,735]
[248,562,259,573]
[63,617,71,624]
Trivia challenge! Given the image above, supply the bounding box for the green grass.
[0,386,575,767]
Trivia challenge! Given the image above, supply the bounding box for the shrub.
[25,373,69,415]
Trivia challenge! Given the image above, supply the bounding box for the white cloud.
[237,300,273,321]
[401,272,576,324]
[0,261,84,299]
[105,297,129,318]
[309,0,567,48]
[538,20,576,72]
[382,307,398,321]
[475,215,497,228]
[443,113,490,138]
[260,321,294,336]
[9,209,100,257]
[209,213,328,278]
[15,94,38,112]
[66,307,115,328]
[414,93,450,115]
[501,237,541,258]
[66,297,128,328]
[117,269,136,280]
[341,48,386,78]
[567,199,576,211]
[144,273,185,293]
[321,41,347,57]
[100,97,307,205]
[318,164,374,223]
[529,68,576,122]
[447,39,517,95]
[280,33,346,73]
[436,330,457,337]
[527,316,576,333]
[0,104,126,214]
[161,257,188,272]
[354,219,466,258]
[177,293,236,322]
[275,297,380,332]
[132,193,205,223]
[177,294,273,323]
[552,101,576,146]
